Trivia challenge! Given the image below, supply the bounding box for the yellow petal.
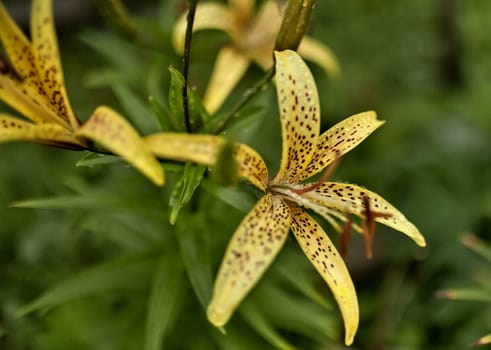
[272,50,321,184]
[229,0,255,22]
[0,114,84,148]
[207,193,291,327]
[0,2,39,87]
[302,182,426,247]
[288,203,358,345]
[203,46,250,114]
[144,133,269,191]
[0,73,69,127]
[298,36,341,79]
[301,111,384,181]
[76,106,164,186]
[31,0,79,129]
[246,1,283,69]
[173,3,233,55]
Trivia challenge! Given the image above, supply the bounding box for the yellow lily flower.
[0,0,163,186]
[173,0,340,114]
[145,50,425,345]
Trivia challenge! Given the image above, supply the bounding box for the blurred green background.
[1,0,491,349]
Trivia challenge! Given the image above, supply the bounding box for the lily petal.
[31,0,79,129]
[229,0,255,22]
[0,2,40,89]
[203,46,250,114]
[302,182,426,247]
[0,72,69,127]
[207,193,291,326]
[144,133,269,191]
[289,203,358,345]
[301,111,384,181]
[273,50,321,184]
[298,36,341,79]
[173,3,233,55]
[247,1,283,69]
[76,106,164,186]
[0,114,84,148]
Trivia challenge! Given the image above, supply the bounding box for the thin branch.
[214,67,275,134]
[182,0,198,133]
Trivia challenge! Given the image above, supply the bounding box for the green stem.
[214,67,275,134]
[182,0,198,133]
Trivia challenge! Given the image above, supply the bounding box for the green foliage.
[1,0,491,349]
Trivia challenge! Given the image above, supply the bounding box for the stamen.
[362,195,392,259]
[292,151,341,194]
[339,214,352,258]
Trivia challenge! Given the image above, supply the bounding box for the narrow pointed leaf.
[240,301,296,350]
[169,163,206,224]
[76,106,164,186]
[168,67,186,132]
[303,182,426,247]
[176,214,213,309]
[76,152,124,167]
[273,50,321,183]
[460,233,491,262]
[18,251,157,316]
[207,194,291,327]
[144,255,183,350]
[289,204,358,346]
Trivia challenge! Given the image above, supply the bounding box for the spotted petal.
[76,106,164,186]
[173,3,234,55]
[31,0,79,129]
[145,133,268,191]
[289,203,358,345]
[0,114,84,148]
[203,46,250,114]
[300,111,384,181]
[301,182,426,247]
[0,72,69,127]
[0,2,40,92]
[273,50,321,184]
[207,193,291,327]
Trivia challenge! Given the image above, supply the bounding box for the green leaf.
[176,214,212,309]
[149,96,173,132]
[18,251,158,316]
[169,163,206,224]
[144,254,184,350]
[168,66,210,132]
[112,83,159,134]
[249,281,337,341]
[276,251,332,310]
[201,180,256,213]
[76,152,124,167]
[240,300,297,350]
[437,288,491,302]
[461,233,491,262]
[168,66,186,132]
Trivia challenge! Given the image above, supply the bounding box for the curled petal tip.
[206,304,229,327]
